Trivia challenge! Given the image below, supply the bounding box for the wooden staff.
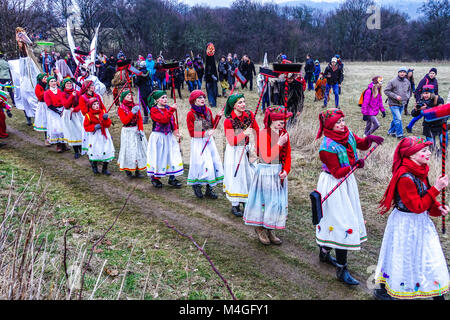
[233,76,268,177]
[170,68,181,145]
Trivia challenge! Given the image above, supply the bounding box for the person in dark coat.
[238,55,256,91]
[205,43,218,107]
[415,68,439,101]
[323,57,344,108]
[304,54,315,91]
[135,61,153,124]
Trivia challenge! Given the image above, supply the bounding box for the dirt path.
[3,125,374,300]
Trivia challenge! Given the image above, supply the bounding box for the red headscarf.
[379,136,433,215]
[189,89,206,105]
[80,80,94,96]
[316,108,349,145]
[263,105,293,129]
[87,97,107,138]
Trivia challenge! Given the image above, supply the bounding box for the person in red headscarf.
[186,90,224,199]
[374,136,449,300]
[83,97,115,175]
[117,90,148,178]
[314,108,383,286]
[243,106,292,245]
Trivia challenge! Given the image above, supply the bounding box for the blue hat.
[281,55,287,59]
[335,54,340,59]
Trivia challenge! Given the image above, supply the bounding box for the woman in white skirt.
[243,106,292,245]
[223,94,260,217]
[146,90,183,188]
[186,90,224,199]
[375,136,449,300]
[314,108,383,285]
[83,97,115,175]
[43,76,69,153]
[117,90,148,178]
[34,73,50,146]
[60,78,83,159]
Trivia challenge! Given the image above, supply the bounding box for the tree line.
[0,0,449,62]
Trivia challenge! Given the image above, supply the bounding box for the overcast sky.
[180,0,343,7]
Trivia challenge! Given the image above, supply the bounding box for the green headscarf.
[37,73,47,83]
[46,76,57,90]
[147,90,167,107]
[60,77,73,90]
[225,93,244,117]
[120,90,132,102]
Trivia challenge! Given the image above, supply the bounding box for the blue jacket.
[314,64,321,79]
[146,59,155,77]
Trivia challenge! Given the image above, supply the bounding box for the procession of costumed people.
[1,33,449,301]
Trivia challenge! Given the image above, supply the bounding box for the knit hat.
[372,76,383,84]
[147,90,167,107]
[335,54,340,59]
[225,93,244,117]
[422,84,435,93]
[398,66,408,73]
[147,54,152,59]
[263,106,293,128]
[331,57,337,63]
[314,60,319,64]
[429,67,437,74]
[60,77,73,90]
[316,108,345,139]
[189,90,206,105]
[120,90,132,102]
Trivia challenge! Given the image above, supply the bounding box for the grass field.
[0,61,449,300]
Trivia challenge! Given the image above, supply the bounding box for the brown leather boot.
[267,229,282,245]
[255,227,270,245]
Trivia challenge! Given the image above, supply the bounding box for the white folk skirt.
[86,128,115,162]
[33,101,47,132]
[146,131,184,177]
[374,208,449,299]
[46,107,66,144]
[117,126,148,172]
[223,144,255,203]
[315,172,367,250]
[187,136,224,186]
[62,109,83,146]
[243,163,288,230]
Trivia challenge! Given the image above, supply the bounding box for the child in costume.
[243,106,291,245]
[223,94,259,217]
[117,90,148,178]
[60,78,83,159]
[0,90,13,138]
[186,90,224,199]
[44,76,69,153]
[34,73,50,145]
[314,108,383,285]
[83,97,115,175]
[374,136,449,300]
[146,90,183,188]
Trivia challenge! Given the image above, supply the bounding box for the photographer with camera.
[410,85,446,152]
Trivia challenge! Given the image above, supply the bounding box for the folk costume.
[117,90,148,177]
[146,90,183,188]
[0,90,13,138]
[314,108,383,285]
[83,97,115,175]
[243,106,292,245]
[186,90,224,199]
[60,78,83,158]
[374,137,449,300]
[33,73,48,136]
[43,76,68,152]
[223,94,259,217]
[78,80,106,155]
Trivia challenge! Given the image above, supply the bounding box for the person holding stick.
[117,90,148,178]
[374,136,449,300]
[314,108,383,285]
[146,90,183,188]
[34,73,50,145]
[223,94,259,217]
[243,106,292,245]
[186,90,224,199]
[83,97,115,175]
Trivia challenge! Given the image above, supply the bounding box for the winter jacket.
[415,74,439,101]
[184,67,198,82]
[305,58,314,74]
[384,76,411,106]
[0,58,10,80]
[205,56,218,83]
[218,61,229,82]
[323,63,343,86]
[146,59,155,77]
[314,64,321,80]
[361,82,385,116]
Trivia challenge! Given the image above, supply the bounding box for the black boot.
[373,284,394,300]
[24,112,32,126]
[102,162,111,175]
[125,171,133,178]
[204,185,218,199]
[74,146,81,159]
[168,176,182,188]
[91,161,99,174]
[151,177,163,188]
[231,205,243,217]
[319,247,338,267]
[135,170,143,178]
[192,185,203,198]
[336,264,359,285]
[143,116,149,124]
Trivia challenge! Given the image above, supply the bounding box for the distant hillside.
[279,0,424,20]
